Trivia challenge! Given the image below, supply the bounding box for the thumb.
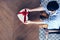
[20,9,25,12]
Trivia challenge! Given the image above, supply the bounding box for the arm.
[27,7,45,12]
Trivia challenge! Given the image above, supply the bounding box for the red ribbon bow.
[18,9,29,22]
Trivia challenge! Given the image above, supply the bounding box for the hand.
[26,8,31,12]
[20,9,25,12]
[20,8,31,12]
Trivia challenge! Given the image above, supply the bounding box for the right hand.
[20,8,31,12]
[26,8,31,12]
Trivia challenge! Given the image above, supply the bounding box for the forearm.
[29,7,45,12]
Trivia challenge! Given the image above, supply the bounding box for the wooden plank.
[0,0,40,40]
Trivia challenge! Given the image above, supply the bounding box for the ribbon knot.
[18,9,29,22]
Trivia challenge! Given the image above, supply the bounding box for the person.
[26,1,60,40]
[26,1,60,29]
[27,1,60,40]
[17,1,60,40]
[17,1,60,29]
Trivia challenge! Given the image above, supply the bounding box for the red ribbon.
[18,9,29,22]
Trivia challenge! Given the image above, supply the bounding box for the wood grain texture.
[0,0,40,40]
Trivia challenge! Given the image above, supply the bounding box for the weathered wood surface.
[0,0,40,40]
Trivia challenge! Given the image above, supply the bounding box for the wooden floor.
[0,0,40,40]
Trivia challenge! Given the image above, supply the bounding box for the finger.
[20,9,25,12]
[26,8,31,12]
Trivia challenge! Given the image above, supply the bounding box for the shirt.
[44,9,60,29]
[40,0,60,29]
